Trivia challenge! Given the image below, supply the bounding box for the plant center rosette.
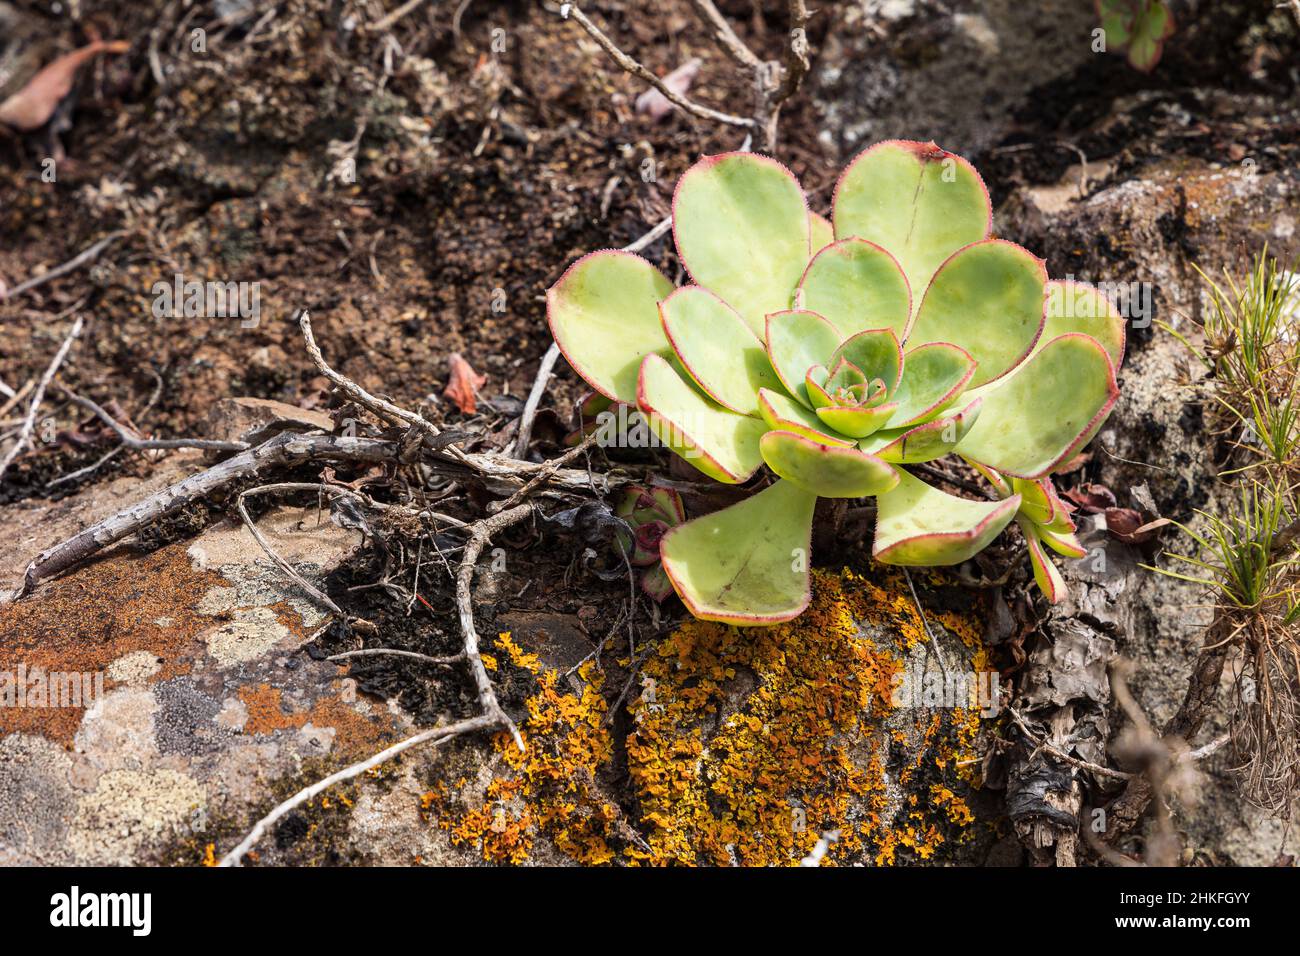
[548,141,1125,624]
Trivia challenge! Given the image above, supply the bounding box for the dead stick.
[3,233,125,300]
[218,712,501,866]
[512,342,561,459]
[558,2,754,130]
[457,504,533,751]
[329,648,465,667]
[686,0,761,69]
[512,214,672,460]
[60,388,250,452]
[12,432,399,599]
[0,315,84,484]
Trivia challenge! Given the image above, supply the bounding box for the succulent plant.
[548,141,1125,624]
[614,483,686,602]
[1097,0,1175,72]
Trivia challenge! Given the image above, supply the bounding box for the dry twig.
[558,2,754,131]
[1,232,125,300]
[0,315,84,485]
[218,712,500,866]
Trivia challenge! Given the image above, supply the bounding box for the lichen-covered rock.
[421,567,1005,866]
[0,503,388,866]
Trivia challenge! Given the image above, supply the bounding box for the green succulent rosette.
[548,141,1124,624]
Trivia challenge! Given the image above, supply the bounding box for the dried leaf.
[443,352,486,415]
[1063,482,1118,513]
[635,58,702,120]
[1103,508,1171,544]
[0,40,130,132]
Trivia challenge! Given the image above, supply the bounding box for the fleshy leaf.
[760,430,899,498]
[860,397,982,464]
[908,239,1047,387]
[832,140,991,310]
[756,388,853,446]
[815,401,898,439]
[961,456,1013,498]
[1042,280,1126,370]
[640,564,676,603]
[830,329,903,393]
[1024,523,1068,602]
[1011,476,1058,526]
[765,309,842,408]
[673,152,810,335]
[637,354,766,484]
[805,365,834,409]
[1098,0,1136,43]
[810,212,835,256]
[660,286,783,416]
[797,238,911,338]
[889,342,976,426]
[956,333,1119,479]
[659,479,818,624]
[1126,1,1174,72]
[873,469,1020,565]
[1099,0,1175,72]
[548,251,675,404]
[628,521,668,566]
[1037,525,1087,559]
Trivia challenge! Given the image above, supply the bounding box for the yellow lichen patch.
[426,569,990,866]
[624,567,989,866]
[423,632,624,865]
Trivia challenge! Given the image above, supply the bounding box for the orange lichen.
[236,682,398,757]
[623,567,984,866]
[425,567,989,866]
[423,632,624,865]
[0,540,225,745]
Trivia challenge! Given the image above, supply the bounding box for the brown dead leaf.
[1104,508,1172,544]
[0,39,130,132]
[1063,482,1118,513]
[443,353,487,415]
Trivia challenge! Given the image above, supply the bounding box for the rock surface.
[0,463,1001,865]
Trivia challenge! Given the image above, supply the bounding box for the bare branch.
[218,712,501,866]
[621,214,673,254]
[1,233,126,301]
[1008,706,1133,782]
[686,0,761,70]
[299,309,448,443]
[236,485,347,618]
[12,432,399,599]
[329,648,465,667]
[513,343,562,459]
[0,315,84,485]
[59,388,250,452]
[366,0,433,33]
[457,503,533,750]
[557,2,755,130]
[775,0,811,104]
[513,213,672,460]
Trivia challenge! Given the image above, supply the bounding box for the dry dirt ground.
[1,0,1299,866]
